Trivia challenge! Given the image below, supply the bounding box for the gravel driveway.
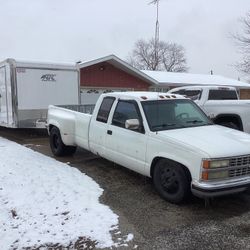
[1,127,250,250]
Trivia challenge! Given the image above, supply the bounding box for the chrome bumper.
[191,177,250,198]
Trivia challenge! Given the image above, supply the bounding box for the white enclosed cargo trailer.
[0,58,79,128]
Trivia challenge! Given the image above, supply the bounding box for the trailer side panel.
[16,67,79,128]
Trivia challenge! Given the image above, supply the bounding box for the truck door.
[105,100,147,174]
[0,66,8,124]
[89,96,116,156]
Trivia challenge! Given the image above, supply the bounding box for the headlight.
[203,159,229,169]
[202,170,229,180]
[202,159,230,180]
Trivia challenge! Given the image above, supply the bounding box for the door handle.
[107,130,112,135]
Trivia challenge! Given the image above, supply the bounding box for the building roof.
[77,55,158,85]
[142,70,250,88]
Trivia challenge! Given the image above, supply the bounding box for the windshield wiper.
[186,120,203,124]
[152,123,177,129]
[186,120,214,126]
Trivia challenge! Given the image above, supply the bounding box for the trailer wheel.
[153,159,191,204]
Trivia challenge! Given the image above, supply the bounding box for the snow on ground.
[0,137,129,249]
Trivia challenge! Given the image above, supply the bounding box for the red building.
[77,55,157,104]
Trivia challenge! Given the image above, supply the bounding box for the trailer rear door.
[0,66,8,125]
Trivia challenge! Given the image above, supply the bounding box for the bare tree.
[128,38,188,72]
[234,11,250,74]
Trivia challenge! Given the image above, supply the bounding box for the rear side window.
[208,90,238,100]
[96,97,115,123]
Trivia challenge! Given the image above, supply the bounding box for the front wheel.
[50,127,76,156]
[153,159,191,204]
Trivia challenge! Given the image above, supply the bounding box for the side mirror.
[125,119,140,130]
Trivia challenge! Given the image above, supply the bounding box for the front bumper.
[191,177,250,198]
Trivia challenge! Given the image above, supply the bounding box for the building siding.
[239,89,250,99]
[80,62,150,90]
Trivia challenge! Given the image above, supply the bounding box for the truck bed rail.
[56,104,95,114]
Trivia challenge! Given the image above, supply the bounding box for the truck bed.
[47,105,93,150]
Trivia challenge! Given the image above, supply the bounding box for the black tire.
[65,146,77,155]
[219,122,239,130]
[50,127,76,156]
[153,159,191,204]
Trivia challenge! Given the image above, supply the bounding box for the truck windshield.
[142,99,213,132]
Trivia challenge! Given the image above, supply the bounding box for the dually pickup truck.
[47,92,250,204]
[169,85,250,133]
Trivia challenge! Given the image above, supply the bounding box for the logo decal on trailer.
[41,74,56,82]
[16,68,26,73]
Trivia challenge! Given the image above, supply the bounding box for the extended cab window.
[112,101,143,132]
[96,97,115,123]
[208,90,238,100]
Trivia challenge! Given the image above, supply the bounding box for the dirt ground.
[1,127,250,250]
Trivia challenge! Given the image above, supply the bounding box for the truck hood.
[156,125,250,158]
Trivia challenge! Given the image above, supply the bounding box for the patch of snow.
[125,233,134,242]
[142,70,250,87]
[23,144,34,147]
[0,137,124,249]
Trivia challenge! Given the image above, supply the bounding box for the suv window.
[96,97,115,123]
[172,89,202,100]
[208,90,238,100]
[112,101,142,131]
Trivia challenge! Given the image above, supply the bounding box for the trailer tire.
[50,127,76,156]
[153,159,191,204]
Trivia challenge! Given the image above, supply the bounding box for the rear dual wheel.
[153,159,191,204]
[50,127,77,156]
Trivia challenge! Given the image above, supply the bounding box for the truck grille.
[229,156,250,178]
[230,156,250,167]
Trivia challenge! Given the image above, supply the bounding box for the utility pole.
[153,0,160,46]
[150,0,160,70]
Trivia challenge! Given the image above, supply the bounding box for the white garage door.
[80,88,132,105]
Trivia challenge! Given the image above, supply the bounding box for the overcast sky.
[0,0,249,80]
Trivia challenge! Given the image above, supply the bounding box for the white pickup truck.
[169,85,250,132]
[47,92,250,204]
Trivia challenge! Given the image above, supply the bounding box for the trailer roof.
[0,58,77,70]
